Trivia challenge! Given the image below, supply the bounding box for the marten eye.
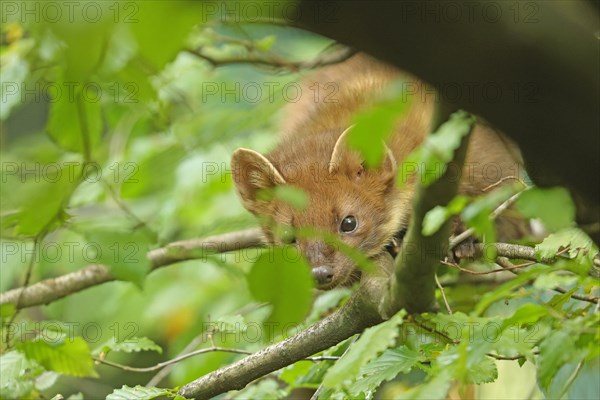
[340,215,358,233]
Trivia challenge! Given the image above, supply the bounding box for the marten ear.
[231,148,286,213]
[329,125,397,177]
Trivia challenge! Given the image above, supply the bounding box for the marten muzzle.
[311,265,334,286]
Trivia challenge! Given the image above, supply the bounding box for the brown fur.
[231,54,526,289]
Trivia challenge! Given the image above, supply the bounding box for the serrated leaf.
[94,337,162,356]
[516,187,575,232]
[535,228,597,275]
[500,303,549,331]
[323,311,405,388]
[106,385,170,400]
[18,337,97,378]
[247,246,314,340]
[349,346,422,396]
[465,356,498,384]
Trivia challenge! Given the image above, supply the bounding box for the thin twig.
[3,236,40,346]
[449,188,525,249]
[435,273,452,314]
[146,304,267,387]
[496,257,599,304]
[0,228,264,309]
[96,347,253,373]
[97,346,340,374]
[440,259,535,275]
[482,176,527,192]
[486,351,538,361]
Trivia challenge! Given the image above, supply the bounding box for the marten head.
[231,126,409,289]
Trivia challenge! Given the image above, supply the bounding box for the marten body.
[232,54,525,288]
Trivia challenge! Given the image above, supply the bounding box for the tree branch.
[178,254,392,399]
[0,228,263,309]
[382,107,473,316]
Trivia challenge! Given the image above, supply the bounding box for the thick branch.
[0,228,263,309]
[382,107,473,315]
[178,254,392,399]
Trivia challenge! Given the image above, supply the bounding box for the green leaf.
[516,187,575,232]
[17,337,97,378]
[232,378,286,399]
[422,195,468,236]
[537,330,576,391]
[0,303,16,319]
[247,246,314,340]
[323,310,405,388]
[396,369,454,400]
[94,337,162,356]
[546,287,578,311]
[306,288,352,324]
[255,35,277,52]
[0,351,37,399]
[349,346,422,396]
[348,80,412,168]
[566,358,600,400]
[418,111,476,187]
[500,303,549,331]
[130,2,204,70]
[422,206,448,237]
[121,143,186,198]
[2,163,81,236]
[279,361,314,388]
[47,91,103,155]
[84,228,153,287]
[533,272,579,291]
[465,356,498,384]
[461,184,516,250]
[106,385,171,400]
[273,185,309,210]
[474,265,555,315]
[535,227,597,275]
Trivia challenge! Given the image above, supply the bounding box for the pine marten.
[231,53,525,289]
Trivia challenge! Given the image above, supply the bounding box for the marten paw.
[450,238,478,263]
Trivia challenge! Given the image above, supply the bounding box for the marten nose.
[312,266,333,286]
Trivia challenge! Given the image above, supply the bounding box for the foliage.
[0,1,598,399]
